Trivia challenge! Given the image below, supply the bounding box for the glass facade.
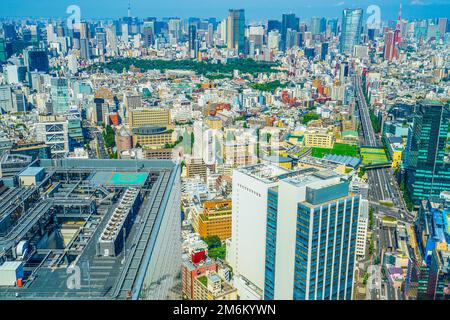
[293,196,359,300]
[51,77,70,114]
[227,9,245,54]
[406,102,450,202]
[264,187,278,300]
[340,8,363,54]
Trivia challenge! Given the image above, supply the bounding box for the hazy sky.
[1,0,449,21]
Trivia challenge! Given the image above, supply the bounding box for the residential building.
[182,251,217,300]
[193,199,232,241]
[193,271,238,300]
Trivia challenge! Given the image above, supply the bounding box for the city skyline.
[0,0,449,20]
[0,0,449,304]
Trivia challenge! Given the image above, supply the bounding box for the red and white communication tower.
[393,0,403,58]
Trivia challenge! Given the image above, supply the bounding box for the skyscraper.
[310,17,326,36]
[229,164,359,300]
[265,171,359,300]
[267,20,281,33]
[405,101,450,203]
[0,36,7,63]
[340,8,363,54]
[327,18,338,37]
[188,24,197,57]
[310,17,322,36]
[51,77,70,114]
[438,18,448,39]
[95,27,107,55]
[384,28,396,61]
[23,47,49,73]
[281,13,299,50]
[227,9,245,54]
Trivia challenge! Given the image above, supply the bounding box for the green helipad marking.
[107,172,149,186]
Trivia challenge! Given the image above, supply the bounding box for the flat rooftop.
[236,163,290,183]
[285,170,341,188]
[90,171,149,187]
[0,158,180,300]
[19,166,44,177]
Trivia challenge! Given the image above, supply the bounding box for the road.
[84,123,109,159]
[353,74,409,212]
[354,74,411,301]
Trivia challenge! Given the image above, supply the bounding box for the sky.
[1,0,449,21]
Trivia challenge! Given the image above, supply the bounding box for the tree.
[369,207,375,229]
[203,235,221,249]
[102,125,116,149]
[302,112,320,125]
[358,167,366,178]
[369,239,375,255]
[190,132,194,150]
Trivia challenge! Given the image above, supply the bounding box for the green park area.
[92,58,281,79]
[311,143,359,158]
[250,80,288,92]
[360,147,389,165]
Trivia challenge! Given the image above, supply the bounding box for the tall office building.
[438,18,448,39]
[51,77,70,114]
[340,8,363,54]
[281,13,299,50]
[188,25,197,57]
[285,29,299,49]
[267,20,281,32]
[268,30,280,50]
[384,28,396,60]
[23,47,49,73]
[310,17,326,36]
[0,85,13,114]
[327,18,338,37]
[95,27,107,55]
[405,101,450,203]
[143,21,155,48]
[229,164,359,300]
[106,25,118,56]
[415,195,450,300]
[0,36,8,63]
[320,42,329,61]
[227,9,245,54]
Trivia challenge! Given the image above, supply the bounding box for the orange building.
[193,199,232,241]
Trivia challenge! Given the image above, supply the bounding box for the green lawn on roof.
[311,143,359,158]
[360,147,389,165]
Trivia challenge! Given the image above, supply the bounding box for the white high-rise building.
[228,164,290,299]
[356,199,369,258]
[46,24,56,44]
[67,54,78,75]
[229,164,360,300]
[121,23,129,43]
[5,65,19,84]
[268,30,280,51]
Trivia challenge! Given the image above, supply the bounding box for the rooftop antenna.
[127,0,131,18]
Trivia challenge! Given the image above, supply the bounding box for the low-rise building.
[192,199,232,241]
[303,128,335,148]
[193,271,238,300]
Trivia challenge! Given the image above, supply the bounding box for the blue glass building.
[263,170,360,300]
[340,8,363,55]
